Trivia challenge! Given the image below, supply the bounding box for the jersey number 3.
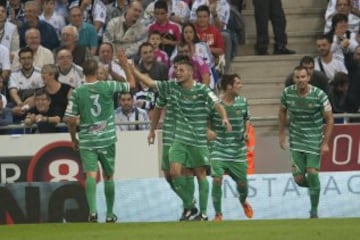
[90,94,101,117]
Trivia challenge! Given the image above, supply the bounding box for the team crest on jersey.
[236,109,241,115]
[308,103,314,108]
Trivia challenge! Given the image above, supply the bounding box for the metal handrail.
[0,113,359,132]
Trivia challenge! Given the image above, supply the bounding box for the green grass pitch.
[1,218,359,240]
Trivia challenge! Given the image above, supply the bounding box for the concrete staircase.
[232,0,328,132]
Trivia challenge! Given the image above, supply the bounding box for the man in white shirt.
[56,48,85,88]
[115,92,150,131]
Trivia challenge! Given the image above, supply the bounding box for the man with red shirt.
[194,5,224,62]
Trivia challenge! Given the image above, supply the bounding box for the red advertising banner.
[321,124,360,171]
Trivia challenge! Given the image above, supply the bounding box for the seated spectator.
[106,0,129,25]
[56,25,90,67]
[24,88,61,133]
[148,0,181,57]
[0,5,20,55]
[56,48,85,88]
[285,56,330,94]
[68,6,98,55]
[142,0,190,27]
[314,34,348,82]
[8,47,43,121]
[133,78,157,115]
[12,28,54,70]
[344,45,360,112]
[19,1,59,50]
[0,44,11,94]
[115,92,150,131]
[148,31,170,67]
[41,64,72,119]
[190,0,232,72]
[97,65,110,80]
[329,72,351,113]
[324,0,360,33]
[194,5,225,72]
[39,0,66,39]
[325,13,357,61]
[0,93,12,126]
[137,42,169,81]
[169,43,211,87]
[103,0,147,59]
[98,42,126,81]
[6,0,25,27]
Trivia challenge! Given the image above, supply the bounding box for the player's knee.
[237,181,247,188]
[213,177,222,185]
[306,167,318,174]
[294,175,305,185]
[103,175,113,181]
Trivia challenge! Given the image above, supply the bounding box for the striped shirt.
[210,96,249,162]
[156,80,219,147]
[281,85,332,155]
[65,81,130,149]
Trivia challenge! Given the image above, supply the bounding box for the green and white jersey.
[281,85,332,155]
[155,84,175,147]
[210,96,250,162]
[65,81,130,149]
[156,80,219,147]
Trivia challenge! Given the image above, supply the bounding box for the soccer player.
[131,56,231,221]
[209,74,253,222]
[278,66,334,219]
[147,57,198,221]
[65,52,135,223]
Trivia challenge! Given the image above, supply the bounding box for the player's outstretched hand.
[117,49,128,67]
[147,130,156,145]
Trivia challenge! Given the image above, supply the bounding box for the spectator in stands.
[115,92,150,131]
[0,44,11,94]
[8,47,43,121]
[142,0,190,27]
[77,0,107,41]
[326,13,357,61]
[328,71,352,113]
[169,44,210,86]
[252,0,295,55]
[12,28,54,70]
[56,48,85,88]
[57,25,90,67]
[314,34,348,82]
[194,5,225,68]
[68,6,98,56]
[190,0,232,72]
[105,0,129,25]
[98,42,126,81]
[0,5,19,55]
[19,1,59,50]
[148,0,181,57]
[97,65,110,80]
[285,56,330,94]
[148,31,170,67]
[40,0,66,39]
[0,93,12,126]
[133,80,157,115]
[324,0,360,33]
[137,42,169,81]
[41,64,72,119]
[344,45,360,112]
[103,0,147,59]
[24,88,61,133]
[6,0,25,27]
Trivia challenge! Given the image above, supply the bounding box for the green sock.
[212,181,222,214]
[307,172,320,215]
[185,176,195,206]
[198,179,209,215]
[172,176,192,209]
[237,182,248,205]
[104,180,115,217]
[85,177,97,214]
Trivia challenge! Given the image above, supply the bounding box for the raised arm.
[130,65,157,88]
[117,50,136,89]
